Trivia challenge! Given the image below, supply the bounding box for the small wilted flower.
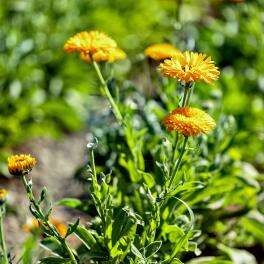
[159,51,220,84]
[23,218,67,237]
[0,189,7,205]
[162,107,216,137]
[144,43,180,60]
[64,30,126,63]
[8,154,36,176]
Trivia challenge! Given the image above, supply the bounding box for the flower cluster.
[64,30,126,63]
[8,154,36,176]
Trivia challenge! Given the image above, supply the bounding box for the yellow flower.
[144,43,180,60]
[0,189,7,204]
[8,154,36,176]
[64,30,126,63]
[81,47,126,63]
[23,218,68,237]
[162,107,216,137]
[159,51,220,83]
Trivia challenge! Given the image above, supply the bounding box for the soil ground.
[0,133,88,261]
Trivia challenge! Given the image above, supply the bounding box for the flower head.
[162,107,216,137]
[80,47,126,63]
[159,51,220,83]
[8,154,36,176]
[144,43,180,60]
[0,189,7,205]
[23,218,67,237]
[64,30,126,63]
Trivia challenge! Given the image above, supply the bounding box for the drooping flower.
[8,154,36,176]
[144,43,180,60]
[162,107,216,137]
[23,218,67,237]
[64,30,126,63]
[159,51,220,83]
[0,189,7,204]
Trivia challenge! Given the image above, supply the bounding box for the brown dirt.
[0,133,88,261]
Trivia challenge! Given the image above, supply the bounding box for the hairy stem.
[21,175,78,264]
[0,206,8,264]
[168,136,188,190]
[92,60,124,124]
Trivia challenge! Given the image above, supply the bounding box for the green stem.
[21,175,78,264]
[89,149,106,229]
[62,240,77,264]
[185,82,195,106]
[92,60,124,125]
[181,85,189,107]
[0,207,8,264]
[169,132,179,175]
[89,149,97,180]
[168,136,188,190]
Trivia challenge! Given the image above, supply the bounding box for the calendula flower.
[159,51,220,83]
[64,30,126,63]
[144,43,180,60]
[81,47,126,63]
[8,154,36,176]
[162,107,216,137]
[23,218,67,237]
[0,189,7,205]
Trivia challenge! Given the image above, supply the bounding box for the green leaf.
[187,256,232,264]
[38,187,47,204]
[110,236,131,259]
[39,257,71,263]
[21,235,37,264]
[138,170,156,189]
[65,218,80,237]
[57,198,83,209]
[145,241,162,259]
[40,237,66,258]
[74,226,98,250]
[105,209,113,249]
[241,217,264,244]
[131,244,146,262]
[218,244,257,264]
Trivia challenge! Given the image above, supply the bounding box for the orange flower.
[162,107,216,137]
[144,43,180,60]
[81,47,126,63]
[159,51,220,83]
[8,154,36,176]
[64,30,126,63]
[23,218,67,237]
[0,189,7,204]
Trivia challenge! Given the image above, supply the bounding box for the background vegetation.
[0,0,264,263]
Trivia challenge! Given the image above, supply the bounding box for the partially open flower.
[144,43,180,60]
[162,107,216,137]
[0,189,7,205]
[8,154,36,176]
[159,51,220,84]
[64,30,126,63]
[23,218,67,237]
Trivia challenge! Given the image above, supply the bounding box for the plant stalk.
[21,175,78,264]
[0,206,8,264]
[168,136,188,190]
[92,60,124,124]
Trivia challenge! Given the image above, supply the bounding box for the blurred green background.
[0,0,263,174]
